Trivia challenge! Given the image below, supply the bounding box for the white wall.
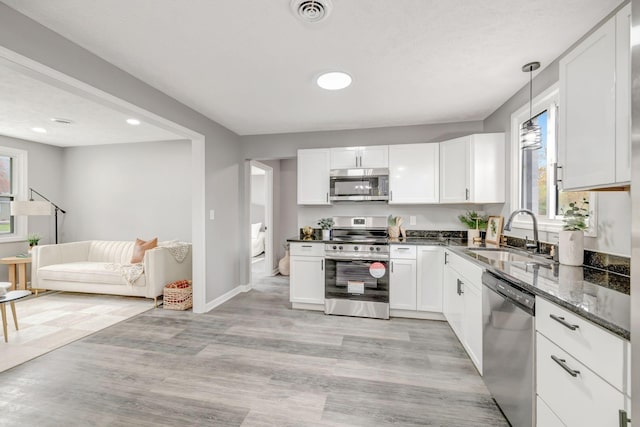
[0,3,245,306]
[483,4,630,256]
[62,140,191,242]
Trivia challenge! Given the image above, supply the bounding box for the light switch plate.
[209,209,215,220]
[410,216,416,225]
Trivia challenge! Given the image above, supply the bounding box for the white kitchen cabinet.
[536,298,631,426]
[536,396,565,427]
[389,143,439,204]
[290,243,325,308]
[297,148,330,205]
[439,133,505,203]
[442,249,484,374]
[559,4,630,190]
[416,246,444,312]
[389,258,417,311]
[330,146,388,169]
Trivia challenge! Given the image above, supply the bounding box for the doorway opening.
[250,160,273,283]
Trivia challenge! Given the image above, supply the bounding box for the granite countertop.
[451,246,630,340]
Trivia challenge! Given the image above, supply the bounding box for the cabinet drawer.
[536,396,565,427]
[536,298,625,391]
[445,250,483,288]
[290,242,325,257]
[537,333,625,427]
[390,245,417,259]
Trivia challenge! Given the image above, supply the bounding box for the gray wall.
[62,140,191,242]
[242,121,484,160]
[0,134,64,279]
[0,3,244,305]
[483,2,631,256]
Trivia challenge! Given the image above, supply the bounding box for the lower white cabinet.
[536,396,565,427]
[389,258,417,310]
[537,333,625,427]
[290,243,325,307]
[536,298,631,426]
[442,249,483,374]
[416,247,444,312]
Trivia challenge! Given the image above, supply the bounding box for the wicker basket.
[163,279,193,310]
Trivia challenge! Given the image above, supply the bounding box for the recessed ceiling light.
[31,127,47,133]
[317,71,352,90]
[126,118,141,125]
[50,117,74,125]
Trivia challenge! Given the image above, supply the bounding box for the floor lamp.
[10,188,67,244]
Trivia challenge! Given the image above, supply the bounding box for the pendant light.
[521,61,542,150]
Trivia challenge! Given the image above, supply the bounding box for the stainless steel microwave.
[329,168,389,202]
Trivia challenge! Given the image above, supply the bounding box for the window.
[510,85,595,234]
[0,147,27,241]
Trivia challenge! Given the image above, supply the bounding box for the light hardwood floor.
[0,275,508,426]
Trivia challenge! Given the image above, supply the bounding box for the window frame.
[509,83,597,236]
[0,147,28,242]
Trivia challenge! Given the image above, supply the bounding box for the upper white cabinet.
[439,133,505,204]
[330,146,389,169]
[389,143,439,204]
[559,4,630,191]
[297,148,331,205]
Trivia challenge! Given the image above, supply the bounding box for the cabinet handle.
[396,247,410,251]
[444,252,448,264]
[321,260,324,271]
[551,355,580,377]
[390,190,393,201]
[391,261,394,273]
[465,188,469,201]
[553,163,563,186]
[326,192,329,203]
[550,314,579,331]
[619,410,631,426]
[302,245,313,248]
[456,278,463,295]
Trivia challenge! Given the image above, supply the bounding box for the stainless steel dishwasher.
[482,271,536,427]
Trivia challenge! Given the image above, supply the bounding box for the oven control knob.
[338,246,343,250]
[369,247,374,251]
[376,247,381,251]
[354,246,359,251]
[332,245,337,250]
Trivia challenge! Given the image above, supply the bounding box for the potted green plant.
[559,198,589,266]
[457,211,488,245]
[27,232,41,254]
[317,218,335,240]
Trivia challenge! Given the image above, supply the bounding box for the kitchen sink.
[467,248,553,266]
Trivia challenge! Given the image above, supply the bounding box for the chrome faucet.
[503,209,539,253]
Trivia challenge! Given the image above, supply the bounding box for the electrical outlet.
[410,216,416,225]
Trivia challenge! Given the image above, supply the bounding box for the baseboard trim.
[204,283,252,312]
[270,267,280,276]
[291,302,325,312]
[390,309,446,321]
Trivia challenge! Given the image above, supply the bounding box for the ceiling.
[1,0,623,136]
[0,60,182,147]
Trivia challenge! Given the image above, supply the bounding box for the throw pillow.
[251,222,262,239]
[130,237,158,263]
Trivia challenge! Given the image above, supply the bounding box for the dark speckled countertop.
[453,247,630,340]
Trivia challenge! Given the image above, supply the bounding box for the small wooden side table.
[0,256,31,292]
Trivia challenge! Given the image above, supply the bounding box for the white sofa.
[32,240,192,303]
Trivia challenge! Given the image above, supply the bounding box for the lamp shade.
[10,201,53,216]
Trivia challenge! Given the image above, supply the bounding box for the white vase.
[322,229,331,240]
[559,230,584,266]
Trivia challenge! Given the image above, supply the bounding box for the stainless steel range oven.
[324,216,390,319]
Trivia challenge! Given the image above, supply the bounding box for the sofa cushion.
[131,238,158,263]
[38,262,146,287]
[87,241,135,264]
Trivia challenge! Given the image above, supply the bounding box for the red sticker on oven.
[369,262,386,278]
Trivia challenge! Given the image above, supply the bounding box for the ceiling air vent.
[291,0,332,23]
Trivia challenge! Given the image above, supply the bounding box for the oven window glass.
[325,259,389,303]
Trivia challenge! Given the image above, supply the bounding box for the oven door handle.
[324,256,389,262]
